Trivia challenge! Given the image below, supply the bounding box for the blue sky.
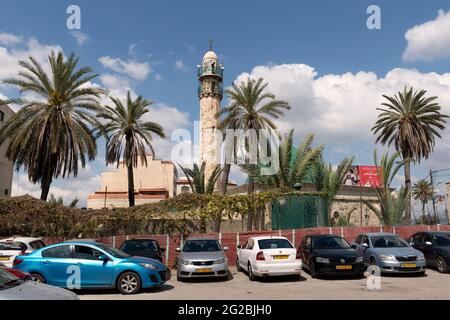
[1,0,450,220]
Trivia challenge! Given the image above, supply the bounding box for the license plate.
[401,263,417,268]
[0,256,10,261]
[336,265,352,270]
[196,268,213,273]
[273,255,289,260]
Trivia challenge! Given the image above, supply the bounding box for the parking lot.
[78,267,450,300]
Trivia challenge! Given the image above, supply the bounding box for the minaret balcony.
[197,65,224,80]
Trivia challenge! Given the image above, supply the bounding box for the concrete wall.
[0,105,14,198]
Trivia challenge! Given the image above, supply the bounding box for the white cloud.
[0,32,22,45]
[69,30,90,45]
[98,56,151,81]
[174,59,188,72]
[154,73,162,81]
[403,9,450,62]
[233,63,450,170]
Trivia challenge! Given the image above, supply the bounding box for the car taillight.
[256,251,265,261]
[296,250,302,259]
[13,259,23,266]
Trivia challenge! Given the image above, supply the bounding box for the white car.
[236,236,302,280]
[0,237,46,268]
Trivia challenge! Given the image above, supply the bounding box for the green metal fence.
[271,195,328,230]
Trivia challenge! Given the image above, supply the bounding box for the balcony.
[198,82,223,97]
[197,64,224,79]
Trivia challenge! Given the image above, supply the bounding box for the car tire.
[30,273,46,284]
[177,273,184,282]
[248,263,256,281]
[436,256,448,273]
[236,258,241,272]
[309,260,318,279]
[117,272,141,295]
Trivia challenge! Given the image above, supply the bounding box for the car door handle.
[76,262,83,266]
[43,260,51,264]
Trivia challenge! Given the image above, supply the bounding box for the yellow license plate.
[401,263,417,268]
[273,255,289,260]
[0,256,10,261]
[196,268,213,273]
[336,265,352,270]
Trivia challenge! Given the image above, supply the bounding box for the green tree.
[97,91,165,207]
[217,77,290,230]
[364,150,407,225]
[0,51,105,201]
[412,179,434,225]
[48,194,79,208]
[372,87,448,224]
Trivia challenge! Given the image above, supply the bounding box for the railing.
[197,65,224,78]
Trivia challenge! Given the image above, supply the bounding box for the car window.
[412,234,423,244]
[121,240,158,252]
[29,240,46,250]
[96,245,129,258]
[312,237,351,249]
[182,240,221,252]
[371,236,409,248]
[362,236,369,245]
[0,242,24,251]
[258,239,293,250]
[241,240,248,249]
[247,240,254,250]
[305,237,312,248]
[423,234,433,243]
[74,245,103,260]
[354,235,362,244]
[432,233,450,246]
[42,245,71,258]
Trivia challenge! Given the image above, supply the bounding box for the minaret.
[197,42,223,182]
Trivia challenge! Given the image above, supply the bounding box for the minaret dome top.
[203,50,218,61]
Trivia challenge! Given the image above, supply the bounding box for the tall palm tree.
[217,77,290,230]
[412,179,434,225]
[0,51,105,201]
[97,91,165,207]
[364,150,407,225]
[178,162,222,195]
[372,86,448,224]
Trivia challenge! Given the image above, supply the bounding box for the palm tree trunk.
[126,136,135,207]
[246,176,255,231]
[213,163,232,233]
[422,201,426,225]
[40,172,52,201]
[403,156,412,224]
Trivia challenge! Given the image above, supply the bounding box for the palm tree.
[253,129,324,189]
[0,51,105,201]
[412,179,434,225]
[372,86,448,224]
[48,194,79,208]
[310,155,354,220]
[364,150,407,225]
[178,162,222,195]
[97,91,165,207]
[217,77,290,230]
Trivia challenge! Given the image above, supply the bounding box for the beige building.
[87,155,177,209]
[0,105,14,198]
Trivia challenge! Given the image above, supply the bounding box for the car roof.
[359,233,396,237]
[185,237,218,241]
[247,236,290,241]
[415,231,450,235]
[124,238,157,242]
[60,241,103,246]
[0,237,42,243]
[306,234,343,238]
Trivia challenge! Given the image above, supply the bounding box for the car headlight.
[417,253,425,261]
[139,263,157,270]
[179,259,192,265]
[213,258,225,264]
[379,254,396,261]
[355,256,363,263]
[316,257,330,264]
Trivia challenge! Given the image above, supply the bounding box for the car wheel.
[309,260,318,279]
[117,272,141,295]
[248,263,256,281]
[236,258,241,272]
[30,273,46,284]
[436,256,448,273]
[177,273,184,282]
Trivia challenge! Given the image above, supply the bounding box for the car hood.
[120,256,165,269]
[313,248,358,258]
[0,281,79,300]
[179,251,225,260]
[371,247,420,256]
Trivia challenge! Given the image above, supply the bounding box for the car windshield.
[122,240,158,252]
[0,268,20,289]
[433,233,450,246]
[0,242,23,251]
[312,237,351,249]
[183,240,221,252]
[258,239,293,249]
[97,245,129,258]
[371,236,409,248]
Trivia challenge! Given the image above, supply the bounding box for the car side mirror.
[160,247,166,252]
[98,254,109,261]
[223,246,229,251]
[176,247,181,252]
[361,243,368,248]
[409,242,415,247]
[425,241,433,246]
[351,243,357,249]
[237,245,241,249]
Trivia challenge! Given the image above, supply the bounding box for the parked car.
[300,235,364,278]
[176,237,229,281]
[0,264,32,280]
[0,237,46,268]
[410,231,450,273]
[352,233,426,275]
[13,241,170,295]
[236,236,301,281]
[120,239,165,262]
[0,268,78,300]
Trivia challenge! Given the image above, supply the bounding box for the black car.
[119,239,165,262]
[410,231,450,273]
[300,235,365,278]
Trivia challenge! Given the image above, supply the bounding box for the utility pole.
[430,169,437,224]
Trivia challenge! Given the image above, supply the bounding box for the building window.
[0,110,4,122]
[4,189,8,196]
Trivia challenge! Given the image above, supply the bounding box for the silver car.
[0,268,79,300]
[352,233,426,275]
[176,237,229,281]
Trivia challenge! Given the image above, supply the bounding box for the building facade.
[0,105,14,198]
[87,155,177,209]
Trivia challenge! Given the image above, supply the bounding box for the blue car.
[12,241,170,295]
